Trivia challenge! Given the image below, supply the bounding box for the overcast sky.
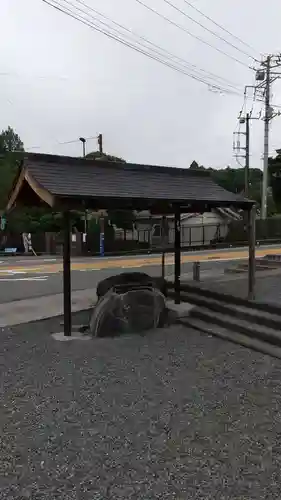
[1,0,281,170]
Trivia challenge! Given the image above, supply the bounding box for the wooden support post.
[161,250,165,281]
[248,205,256,300]
[63,211,72,336]
[161,215,168,282]
[174,205,181,304]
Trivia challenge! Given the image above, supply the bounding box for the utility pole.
[245,113,250,197]
[233,94,260,196]
[261,55,271,219]
[233,114,250,196]
[237,59,281,212]
[98,134,103,155]
[79,137,86,158]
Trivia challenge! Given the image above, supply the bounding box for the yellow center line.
[0,246,280,275]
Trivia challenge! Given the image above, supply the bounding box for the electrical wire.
[134,0,251,69]
[182,0,261,57]
[161,0,257,61]
[72,0,241,90]
[26,135,98,151]
[41,0,242,95]
[59,0,242,91]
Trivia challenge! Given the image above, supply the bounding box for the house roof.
[6,153,254,213]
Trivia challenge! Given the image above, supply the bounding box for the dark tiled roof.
[23,153,252,208]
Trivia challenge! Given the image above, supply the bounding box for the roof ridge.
[24,152,210,177]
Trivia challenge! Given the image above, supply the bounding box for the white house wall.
[134,212,229,246]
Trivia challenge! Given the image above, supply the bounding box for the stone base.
[52,331,91,342]
[166,300,195,319]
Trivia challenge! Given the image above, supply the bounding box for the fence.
[1,218,281,256]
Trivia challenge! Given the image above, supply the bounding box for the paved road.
[0,245,280,304]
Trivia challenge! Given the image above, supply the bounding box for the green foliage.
[108,210,135,231]
[6,208,85,233]
[85,151,125,163]
[189,160,200,170]
[0,126,24,153]
[0,127,25,209]
[269,152,281,212]
[85,151,132,230]
[189,161,264,208]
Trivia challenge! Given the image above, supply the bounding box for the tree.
[189,160,264,208]
[269,151,281,212]
[0,126,24,153]
[189,160,200,170]
[108,209,136,231]
[85,151,125,163]
[85,151,133,230]
[0,127,25,209]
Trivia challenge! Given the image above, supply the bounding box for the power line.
[182,0,260,57]
[134,0,251,69]
[161,0,257,61]
[58,0,241,91]
[72,0,241,90]
[26,134,98,151]
[41,0,242,95]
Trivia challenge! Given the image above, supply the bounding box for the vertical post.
[79,137,86,158]
[248,205,256,300]
[99,216,105,257]
[193,262,200,282]
[98,134,103,154]
[174,205,181,304]
[79,138,87,242]
[161,216,168,282]
[63,211,72,336]
[261,55,271,220]
[245,113,250,197]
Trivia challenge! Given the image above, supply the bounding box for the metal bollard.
[193,261,200,282]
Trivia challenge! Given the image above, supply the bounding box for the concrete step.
[181,317,281,360]
[190,306,281,348]
[225,259,279,274]
[172,281,281,316]
[178,290,281,331]
[265,254,281,262]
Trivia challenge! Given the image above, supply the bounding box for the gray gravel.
[1,317,281,499]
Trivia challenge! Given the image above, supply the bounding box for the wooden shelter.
[6,153,255,336]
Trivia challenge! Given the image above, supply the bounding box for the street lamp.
[79,137,86,158]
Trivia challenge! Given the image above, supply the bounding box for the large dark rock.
[90,287,166,337]
[96,272,166,299]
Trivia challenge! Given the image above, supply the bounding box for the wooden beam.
[6,167,26,212]
[63,211,72,336]
[25,171,55,207]
[248,205,256,300]
[174,205,181,304]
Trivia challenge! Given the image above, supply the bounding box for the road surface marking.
[0,246,280,275]
[0,276,48,282]
[0,270,27,275]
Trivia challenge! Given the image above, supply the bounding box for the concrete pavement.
[0,288,97,327]
[0,244,280,326]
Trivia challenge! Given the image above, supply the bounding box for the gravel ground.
[1,317,281,499]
